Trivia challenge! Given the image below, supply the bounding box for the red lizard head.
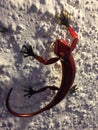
[54,39,71,58]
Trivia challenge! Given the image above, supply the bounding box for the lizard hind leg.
[24,86,60,98]
[30,86,59,94]
[46,85,60,91]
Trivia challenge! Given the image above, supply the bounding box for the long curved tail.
[6,87,63,117]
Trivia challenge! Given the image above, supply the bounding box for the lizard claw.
[24,87,36,98]
[56,10,71,26]
[20,44,35,58]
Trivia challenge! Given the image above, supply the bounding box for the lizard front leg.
[20,44,59,65]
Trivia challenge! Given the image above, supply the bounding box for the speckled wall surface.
[0,0,98,130]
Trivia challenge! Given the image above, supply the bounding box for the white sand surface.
[0,0,98,129]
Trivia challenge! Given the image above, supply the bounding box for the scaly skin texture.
[6,11,78,117]
[6,55,75,117]
[6,26,78,117]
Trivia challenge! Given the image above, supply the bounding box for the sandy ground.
[0,0,98,130]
